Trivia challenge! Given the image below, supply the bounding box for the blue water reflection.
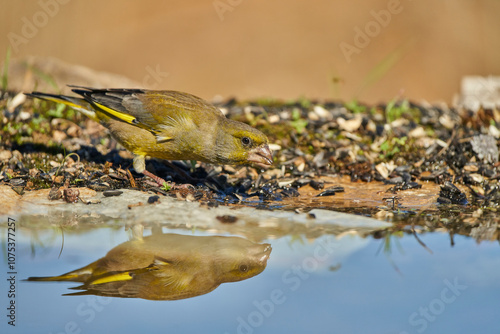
[3,227,499,334]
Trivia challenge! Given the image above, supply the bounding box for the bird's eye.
[239,264,249,272]
[241,137,252,146]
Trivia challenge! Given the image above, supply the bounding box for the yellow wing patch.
[94,102,137,124]
[90,272,133,285]
[41,96,83,110]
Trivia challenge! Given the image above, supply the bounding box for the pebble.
[103,190,124,197]
[438,181,467,205]
[63,188,80,203]
[313,105,330,119]
[0,150,13,162]
[216,215,238,224]
[337,116,362,132]
[471,134,499,163]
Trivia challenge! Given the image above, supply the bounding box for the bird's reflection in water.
[27,231,271,300]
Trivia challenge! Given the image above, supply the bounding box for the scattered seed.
[128,202,144,209]
[147,195,160,204]
[316,186,345,197]
[309,180,324,190]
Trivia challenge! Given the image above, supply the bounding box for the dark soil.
[1,90,499,242]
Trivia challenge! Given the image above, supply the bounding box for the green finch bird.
[26,86,273,184]
[27,233,272,300]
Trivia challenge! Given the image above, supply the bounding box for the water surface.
[2,223,498,334]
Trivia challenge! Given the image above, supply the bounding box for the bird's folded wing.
[71,88,191,141]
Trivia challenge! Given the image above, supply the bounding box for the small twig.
[51,152,81,187]
[411,223,433,254]
[126,169,136,188]
[449,231,455,247]
[382,196,399,210]
[374,232,403,276]
[255,173,263,189]
[435,129,456,158]
[58,227,65,259]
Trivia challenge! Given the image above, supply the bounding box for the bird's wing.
[70,86,223,143]
[68,257,195,299]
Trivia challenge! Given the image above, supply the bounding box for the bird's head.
[215,119,273,168]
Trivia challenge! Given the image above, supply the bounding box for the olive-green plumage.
[26,86,272,181]
[27,233,272,300]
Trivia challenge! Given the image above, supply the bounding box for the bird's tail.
[25,91,99,122]
[25,264,95,283]
[26,273,82,282]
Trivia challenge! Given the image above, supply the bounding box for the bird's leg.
[142,169,194,190]
[134,155,196,189]
[129,223,144,241]
[142,170,167,187]
[134,155,167,187]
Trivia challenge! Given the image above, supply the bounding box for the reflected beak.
[247,144,273,168]
[259,244,272,264]
[249,244,272,265]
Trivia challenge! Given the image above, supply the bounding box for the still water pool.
[2,222,499,334]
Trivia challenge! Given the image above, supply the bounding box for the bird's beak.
[249,243,272,265]
[248,144,273,168]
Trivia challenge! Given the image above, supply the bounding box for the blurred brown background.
[1,0,499,103]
